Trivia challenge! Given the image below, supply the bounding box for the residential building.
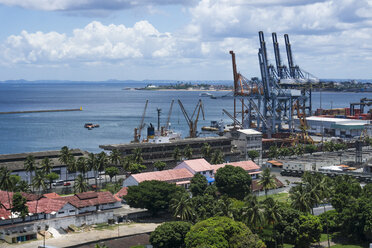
[213,160,262,179]
[175,158,214,179]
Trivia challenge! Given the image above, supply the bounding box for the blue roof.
[206,177,215,183]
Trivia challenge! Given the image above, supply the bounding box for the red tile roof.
[0,207,11,220]
[131,168,194,183]
[114,187,128,201]
[55,191,118,208]
[0,190,41,209]
[43,192,61,199]
[213,160,261,174]
[27,198,69,214]
[179,158,213,172]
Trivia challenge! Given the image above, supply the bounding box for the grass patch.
[258,192,289,203]
[320,233,331,242]
[93,223,118,231]
[283,244,294,248]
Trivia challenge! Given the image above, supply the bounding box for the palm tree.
[76,157,87,179]
[24,155,36,191]
[201,143,212,162]
[258,168,277,197]
[67,156,77,180]
[74,174,88,193]
[59,146,71,181]
[110,148,121,166]
[173,147,181,162]
[97,152,109,184]
[183,145,193,160]
[242,194,263,230]
[289,184,312,213]
[132,148,143,164]
[40,157,53,174]
[170,193,194,221]
[87,153,98,188]
[32,170,46,219]
[211,150,224,164]
[0,167,14,223]
[263,197,282,226]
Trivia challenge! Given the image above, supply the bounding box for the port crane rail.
[178,99,205,138]
[230,31,317,137]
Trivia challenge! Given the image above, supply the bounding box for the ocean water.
[0,82,370,154]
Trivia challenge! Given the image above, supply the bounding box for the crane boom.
[138,100,148,141]
[178,99,205,138]
[165,99,174,131]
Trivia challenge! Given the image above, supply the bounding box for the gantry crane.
[133,100,148,142]
[178,99,205,138]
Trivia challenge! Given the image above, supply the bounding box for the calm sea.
[0,82,370,155]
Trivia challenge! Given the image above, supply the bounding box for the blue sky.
[0,0,371,81]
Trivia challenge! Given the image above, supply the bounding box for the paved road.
[3,223,160,248]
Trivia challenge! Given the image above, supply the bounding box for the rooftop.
[55,191,118,208]
[213,160,261,174]
[114,187,128,201]
[179,158,214,172]
[131,168,193,183]
[237,129,262,135]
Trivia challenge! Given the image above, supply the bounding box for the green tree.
[150,221,192,248]
[74,174,88,193]
[294,144,305,156]
[215,165,251,200]
[0,167,14,223]
[97,152,109,183]
[76,157,87,179]
[11,192,29,221]
[128,163,146,174]
[268,145,278,159]
[185,216,265,248]
[201,143,212,162]
[132,148,143,164]
[274,205,301,245]
[305,144,317,154]
[257,168,277,197]
[262,197,282,225]
[154,161,166,171]
[290,184,312,213]
[190,173,208,197]
[173,147,181,162]
[87,153,98,189]
[242,194,263,230]
[247,150,260,162]
[105,166,119,182]
[110,148,121,166]
[24,155,36,191]
[296,214,323,247]
[125,180,185,215]
[46,172,59,189]
[59,146,72,181]
[210,149,224,164]
[183,145,193,160]
[32,170,46,219]
[40,157,53,174]
[324,141,335,152]
[170,193,195,221]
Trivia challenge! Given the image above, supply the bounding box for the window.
[58,211,64,214]
[69,210,75,213]
[203,171,206,175]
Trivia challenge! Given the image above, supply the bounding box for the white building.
[294,116,370,138]
[224,129,262,162]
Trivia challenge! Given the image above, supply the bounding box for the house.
[213,160,262,179]
[174,158,214,183]
[114,187,128,202]
[122,168,194,188]
[0,190,121,244]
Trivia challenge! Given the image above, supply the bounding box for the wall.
[122,176,139,187]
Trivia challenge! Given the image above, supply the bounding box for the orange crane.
[133,100,148,142]
[178,99,205,138]
[292,100,314,144]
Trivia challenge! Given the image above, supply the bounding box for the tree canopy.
[190,173,208,197]
[185,216,265,248]
[150,221,192,248]
[215,165,251,200]
[125,180,186,215]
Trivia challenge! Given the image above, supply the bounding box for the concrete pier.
[0,107,82,114]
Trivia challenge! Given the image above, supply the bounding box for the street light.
[43,224,49,248]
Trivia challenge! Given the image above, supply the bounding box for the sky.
[0,0,371,81]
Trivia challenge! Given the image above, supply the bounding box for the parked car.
[63,182,71,186]
[52,180,64,187]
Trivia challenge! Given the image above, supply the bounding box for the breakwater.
[0,107,82,114]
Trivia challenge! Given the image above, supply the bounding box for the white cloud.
[0,21,179,65]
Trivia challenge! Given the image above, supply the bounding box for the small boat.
[84,123,99,129]
[199,92,213,97]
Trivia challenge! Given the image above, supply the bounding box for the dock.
[0,107,82,114]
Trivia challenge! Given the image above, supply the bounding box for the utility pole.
[157,108,162,131]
